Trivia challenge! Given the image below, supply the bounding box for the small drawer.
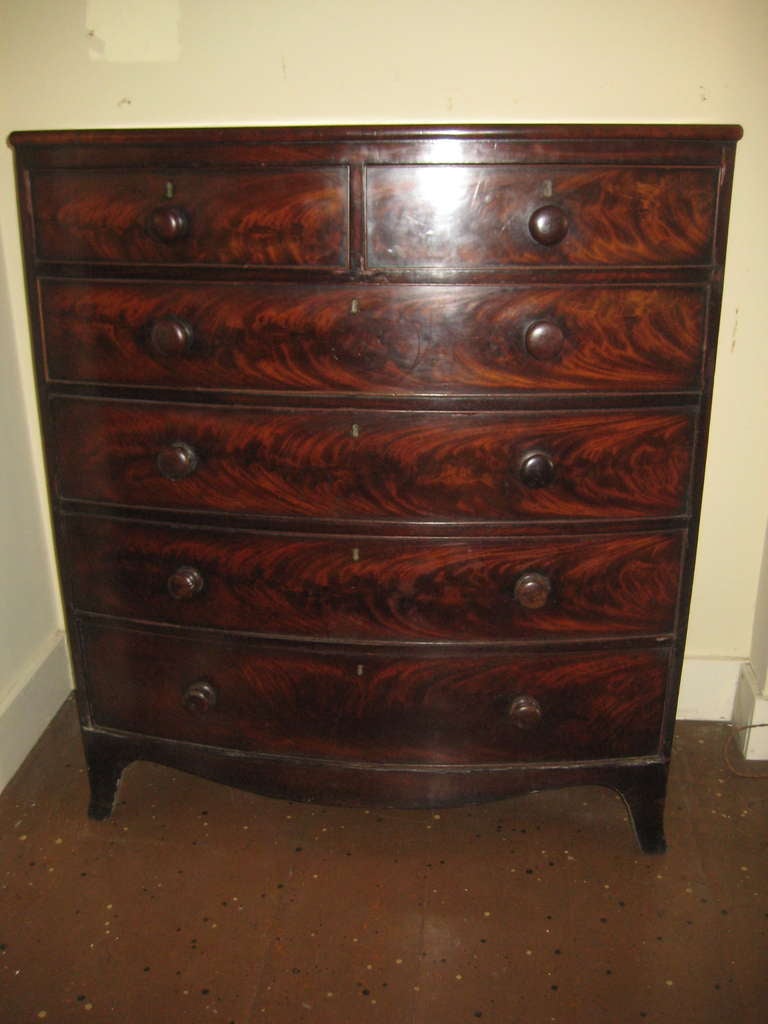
[79,622,668,764]
[51,398,695,522]
[40,280,707,393]
[63,515,683,642]
[366,164,718,268]
[29,167,349,267]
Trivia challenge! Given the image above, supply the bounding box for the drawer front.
[63,516,683,642]
[29,168,349,267]
[51,399,695,521]
[366,165,717,268]
[40,280,706,393]
[79,622,668,763]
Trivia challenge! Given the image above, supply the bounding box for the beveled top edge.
[7,123,744,148]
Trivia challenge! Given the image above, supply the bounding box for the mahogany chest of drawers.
[10,124,741,852]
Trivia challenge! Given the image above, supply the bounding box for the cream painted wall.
[0,42,62,718]
[1,0,766,680]
[0,218,62,705]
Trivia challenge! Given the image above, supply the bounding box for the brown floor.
[1,698,766,1023]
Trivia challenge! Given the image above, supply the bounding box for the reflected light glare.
[425,138,465,162]
[417,166,472,227]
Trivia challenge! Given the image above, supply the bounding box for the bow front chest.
[10,124,741,852]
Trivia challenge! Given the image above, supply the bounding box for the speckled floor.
[1,697,766,1023]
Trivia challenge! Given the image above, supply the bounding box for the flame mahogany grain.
[62,515,683,642]
[79,621,668,764]
[39,280,707,393]
[366,165,717,268]
[30,167,349,267]
[51,398,695,521]
[10,124,741,852]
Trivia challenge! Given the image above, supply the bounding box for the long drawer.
[51,398,695,521]
[62,516,684,642]
[29,167,349,267]
[40,280,707,393]
[79,621,669,764]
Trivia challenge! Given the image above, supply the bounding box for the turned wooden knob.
[148,317,194,357]
[167,565,204,600]
[182,679,217,713]
[148,205,189,243]
[519,451,555,489]
[156,441,199,480]
[508,694,543,730]
[528,205,568,246]
[513,571,551,610]
[525,320,565,360]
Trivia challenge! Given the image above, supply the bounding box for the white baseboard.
[0,632,73,795]
[731,663,768,760]
[676,656,744,722]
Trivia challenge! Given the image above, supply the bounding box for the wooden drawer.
[62,516,683,642]
[29,167,349,267]
[366,165,717,268]
[51,398,695,522]
[79,622,668,763]
[40,280,707,393]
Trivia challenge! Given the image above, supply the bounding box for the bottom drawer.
[79,622,668,765]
